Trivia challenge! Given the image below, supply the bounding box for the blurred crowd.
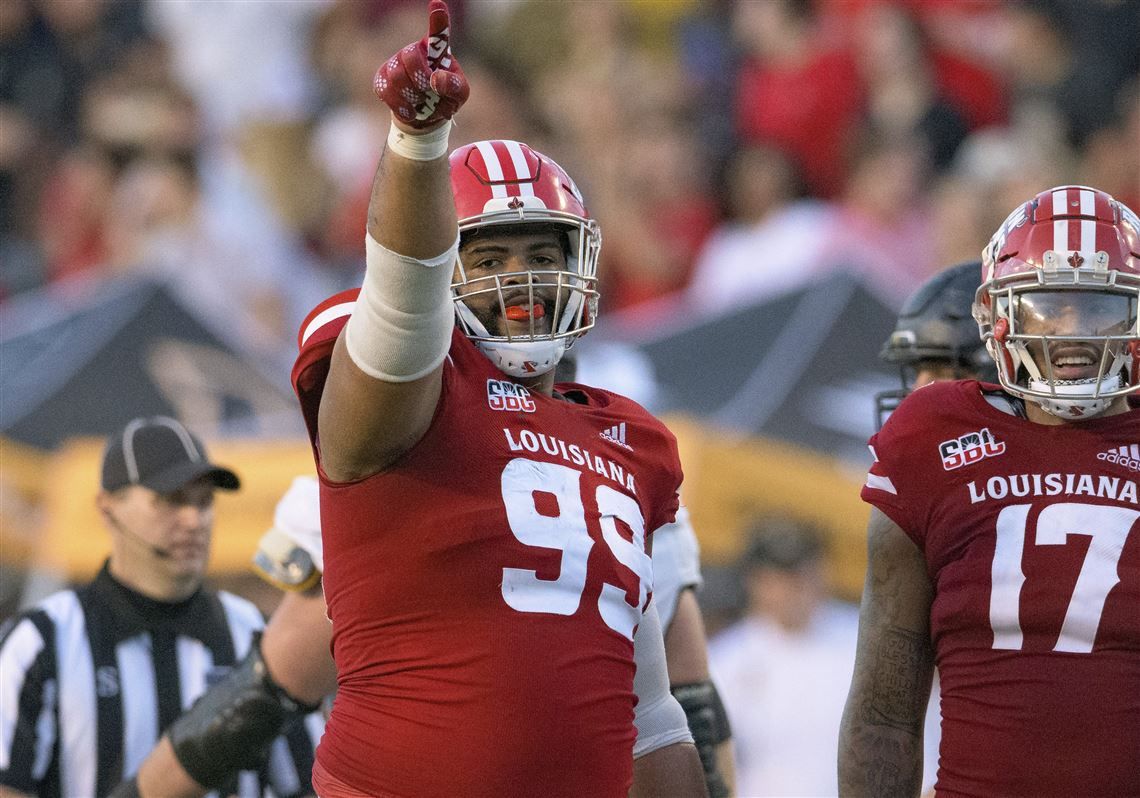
[3,3,1138,793]
[3,0,1137,363]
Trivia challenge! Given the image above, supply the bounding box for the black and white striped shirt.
[0,563,322,798]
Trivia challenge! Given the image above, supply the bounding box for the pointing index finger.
[428,0,450,40]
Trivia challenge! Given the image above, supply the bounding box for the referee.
[0,416,322,798]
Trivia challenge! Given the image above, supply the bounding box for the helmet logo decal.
[508,197,525,210]
[1068,252,1085,269]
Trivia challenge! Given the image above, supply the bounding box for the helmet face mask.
[974,185,1140,419]
[449,140,601,378]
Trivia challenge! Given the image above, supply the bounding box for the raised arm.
[317,0,469,481]
[838,507,935,798]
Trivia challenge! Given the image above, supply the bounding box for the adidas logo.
[599,422,633,450]
[1098,444,1140,473]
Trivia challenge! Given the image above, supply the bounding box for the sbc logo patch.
[487,379,536,413]
[939,428,1005,471]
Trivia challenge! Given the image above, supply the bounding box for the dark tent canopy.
[603,274,902,463]
[1,278,304,449]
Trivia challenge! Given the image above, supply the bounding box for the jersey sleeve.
[860,392,933,548]
[644,422,684,538]
[291,289,360,450]
[0,612,57,793]
[649,506,703,631]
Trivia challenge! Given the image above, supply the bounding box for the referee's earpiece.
[102,507,173,560]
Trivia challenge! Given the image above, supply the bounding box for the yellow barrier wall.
[15,419,871,599]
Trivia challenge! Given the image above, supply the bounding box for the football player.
[116,469,735,798]
[274,2,702,795]
[875,260,995,429]
[840,185,1140,796]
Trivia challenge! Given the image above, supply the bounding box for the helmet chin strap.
[475,339,569,378]
[1026,374,1123,419]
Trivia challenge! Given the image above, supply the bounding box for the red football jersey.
[292,291,683,798]
[863,380,1140,797]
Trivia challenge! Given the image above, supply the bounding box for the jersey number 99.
[500,457,651,640]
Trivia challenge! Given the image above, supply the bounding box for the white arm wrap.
[632,600,694,758]
[386,120,452,161]
[344,231,459,382]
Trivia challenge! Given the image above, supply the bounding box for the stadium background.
[1,0,1138,629]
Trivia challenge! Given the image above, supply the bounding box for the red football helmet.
[449,140,601,378]
[973,185,1140,418]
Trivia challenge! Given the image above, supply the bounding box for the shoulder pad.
[252,526,321,592]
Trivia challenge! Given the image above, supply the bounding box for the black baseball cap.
[101,416,241,494]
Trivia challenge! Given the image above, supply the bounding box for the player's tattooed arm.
[838,507,935,798]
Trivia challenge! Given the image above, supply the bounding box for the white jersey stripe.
[44,592,97,798]
[218,591,266,660]
[301,301,355,346]
[503,140,536,197]
[0,619,46,769]
[31,679,55,781]
[474,141,508,199]
[865,473,898,495]
[176,636,213,710]
[1130,444,1140,460]
[268,737,303,796]
[118,636,158,777]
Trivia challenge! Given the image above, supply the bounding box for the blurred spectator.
[1076,76,1140,212]
[8,0,150,144]
[590,115,719,312]
[819,133,938,304]
[145,0,325,138]
[99,152,299,353]
[709,517,860,797]
[732,0,863,198]
[0,0,150,298]
[851,3,969,172]
[687,144,834,315]
[997,0,1140,150]
[33,145,116,284]
[928,120,1075,271]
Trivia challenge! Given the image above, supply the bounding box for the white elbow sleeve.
[632,600,694,758]
[344,231,459,382]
